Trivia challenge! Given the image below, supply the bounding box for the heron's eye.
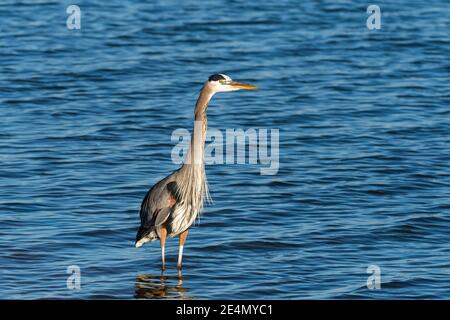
[219,79,231,85]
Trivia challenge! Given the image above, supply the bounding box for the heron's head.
[206,74,256,93]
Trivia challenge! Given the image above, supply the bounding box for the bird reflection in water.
[135,270,192,299]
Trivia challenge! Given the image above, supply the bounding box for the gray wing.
[139,175,179,229]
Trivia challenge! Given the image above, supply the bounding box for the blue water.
[1,0,449,299]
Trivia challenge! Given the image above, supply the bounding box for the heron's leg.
[177,229,189,270]
[159,227,167,271]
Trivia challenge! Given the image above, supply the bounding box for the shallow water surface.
[0,0,449,299]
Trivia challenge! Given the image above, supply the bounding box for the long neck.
[176,85,214,216]
[183,85,214,167]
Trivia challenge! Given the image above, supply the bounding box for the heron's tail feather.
[135,226,157,248]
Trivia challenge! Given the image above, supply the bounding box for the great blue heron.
[135,74,256,270]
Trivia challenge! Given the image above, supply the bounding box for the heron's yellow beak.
[230,82,257,90]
